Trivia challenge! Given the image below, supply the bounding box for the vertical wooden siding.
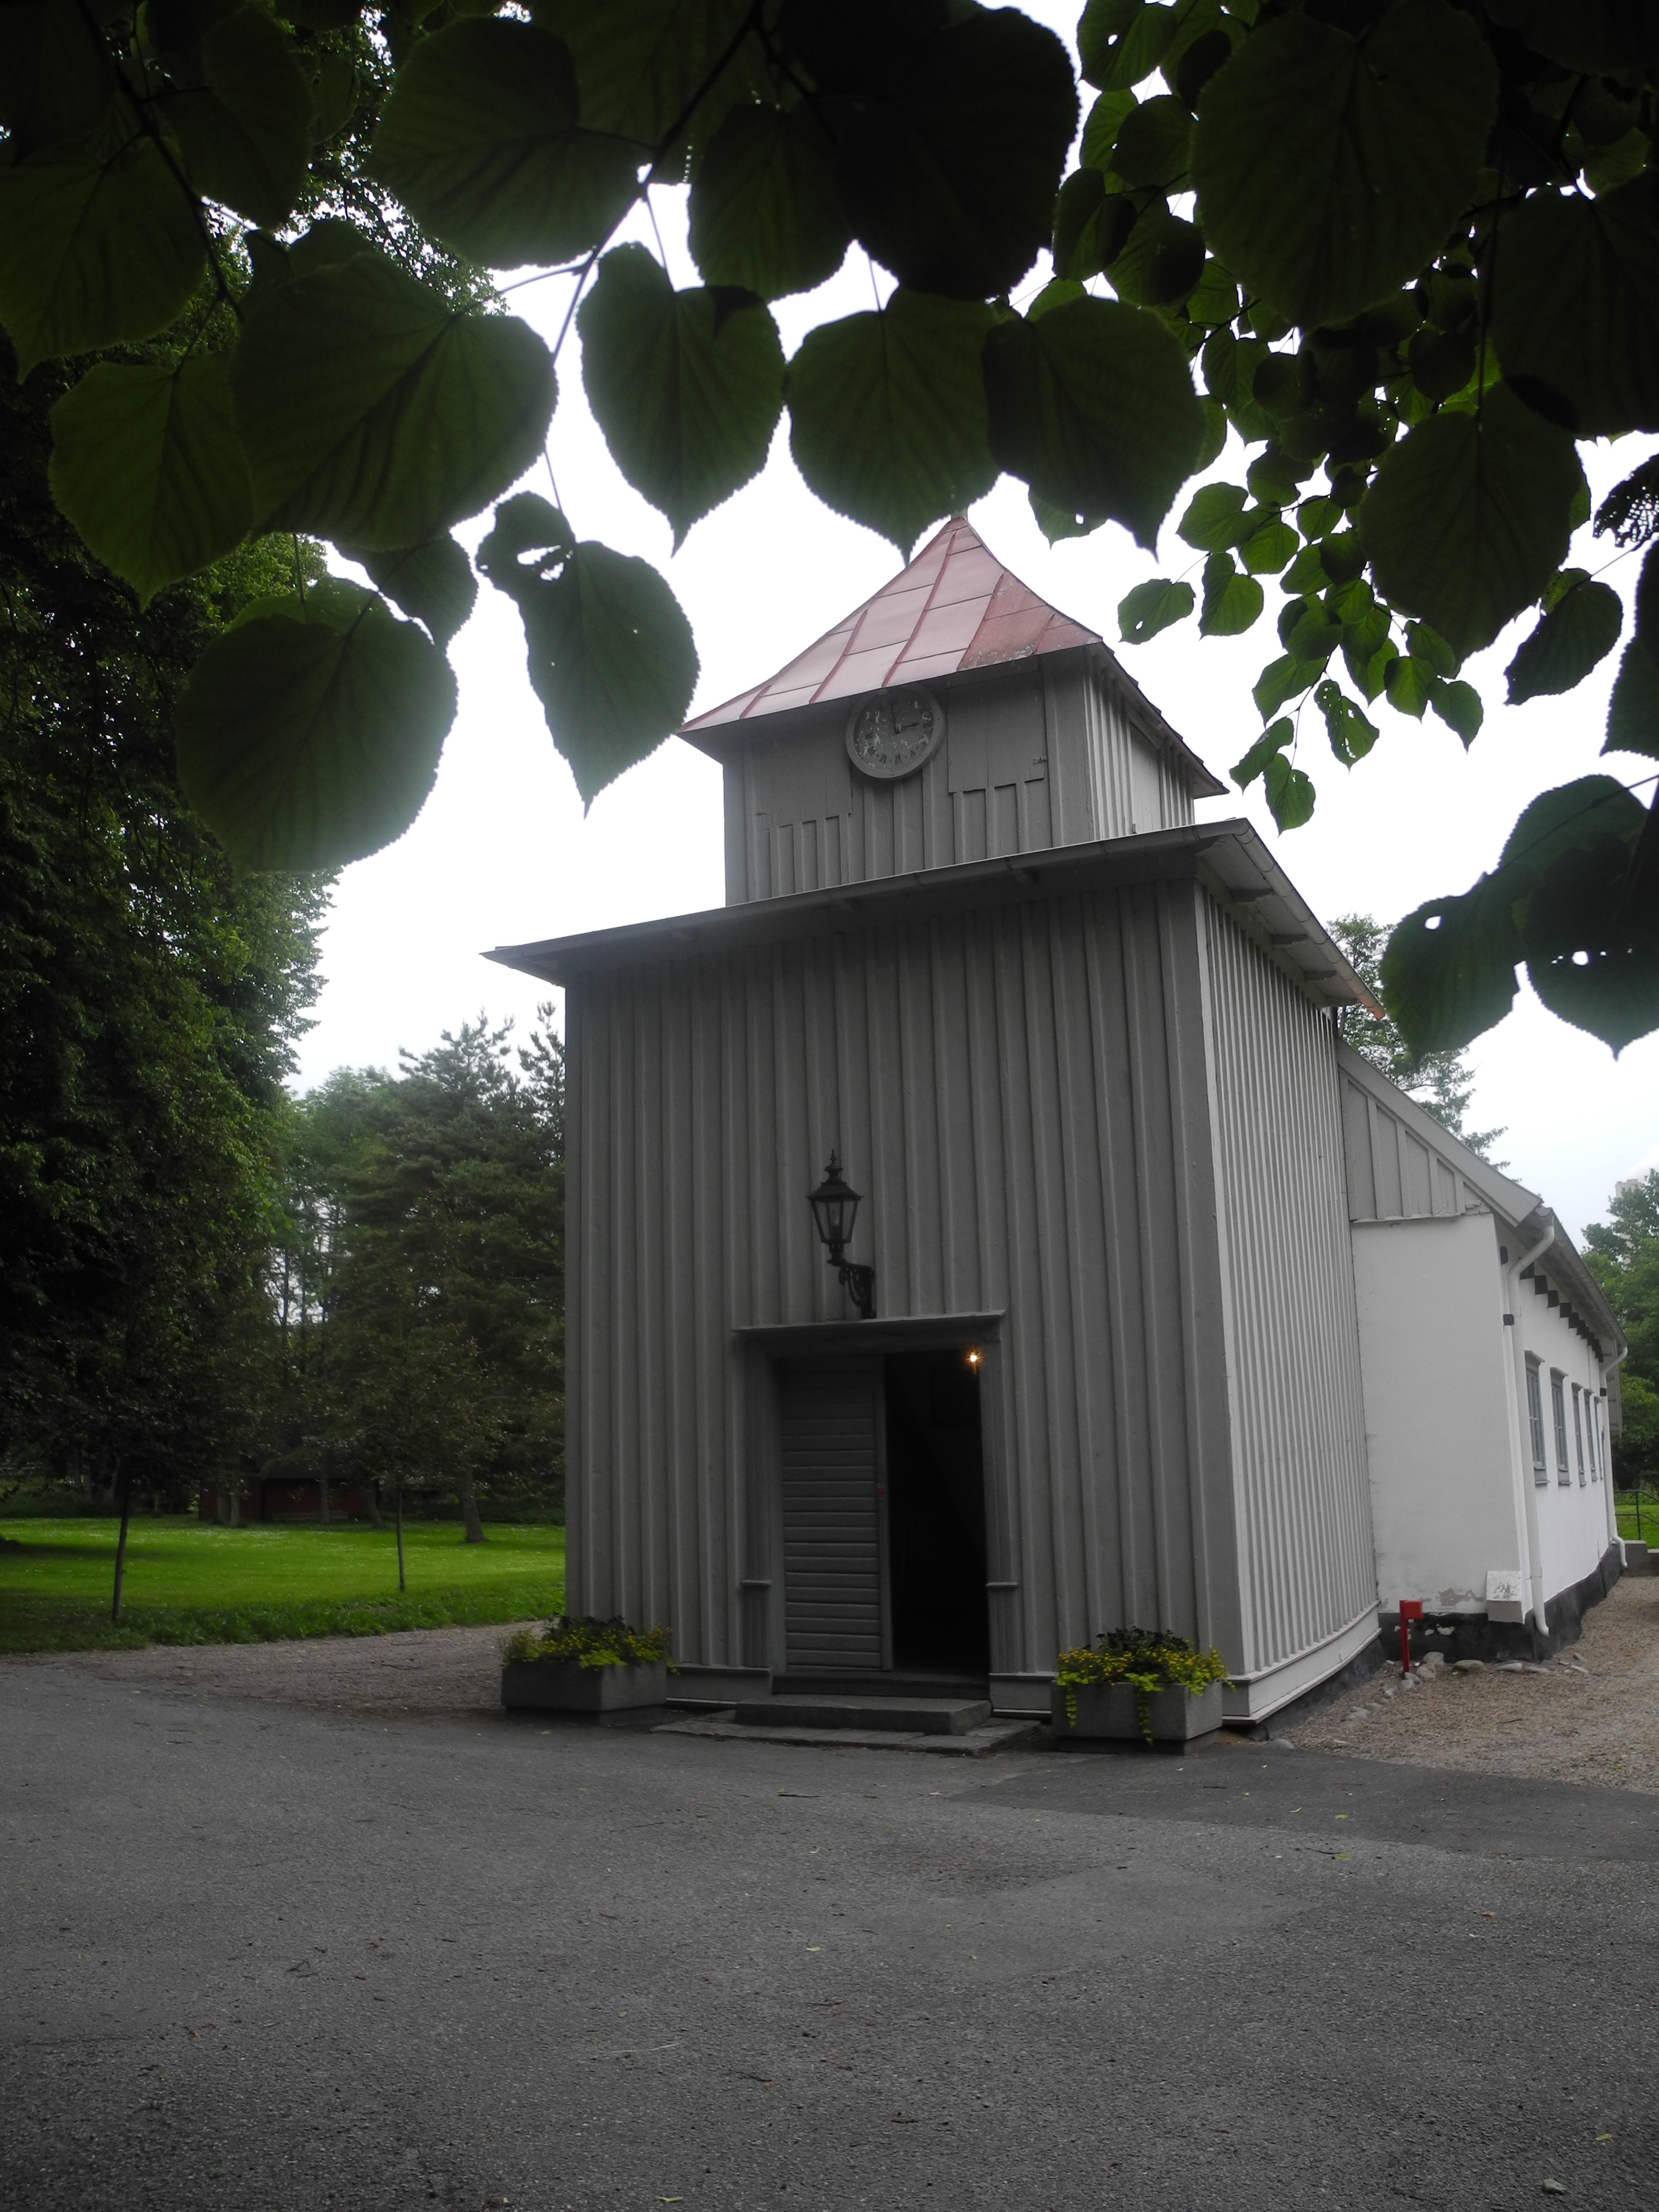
[1341,1067,1478,1221]
[1200,900,1376,1679]
[565,883,1249,1676]
[1077,672,1196,842]
[734,660,1196,903]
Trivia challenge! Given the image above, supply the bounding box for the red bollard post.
[1398,1598,1424,1673]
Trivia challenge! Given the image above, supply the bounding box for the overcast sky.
[300,2,1659,1246]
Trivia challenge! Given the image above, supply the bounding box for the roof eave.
[1337,1042,1543,1221]
[680,639,1228,802]
[1085,642,1228,801]
[488,817,1372,1014]
[677,641,1104,757]
[1512,1205,1628,1362]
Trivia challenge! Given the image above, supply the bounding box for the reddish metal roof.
[681,515,1099,734]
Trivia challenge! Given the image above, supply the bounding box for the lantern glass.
[807,1152,861,1256]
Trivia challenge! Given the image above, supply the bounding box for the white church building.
[495,519,1627,1728]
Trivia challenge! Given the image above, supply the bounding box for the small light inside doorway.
[966,1349,980,1367]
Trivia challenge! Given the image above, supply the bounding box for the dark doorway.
[883,1351,989,1675]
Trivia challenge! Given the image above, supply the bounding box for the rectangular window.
[1551,1372,1570,1483]
[1526,1358,1547,1482]
[1572,1386,1587,1486]
[1586,1395,1598,1480]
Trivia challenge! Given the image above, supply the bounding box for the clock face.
[845,686,945,780]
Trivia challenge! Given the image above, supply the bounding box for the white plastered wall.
[1515,1276,1616,1605]
[1351,1210,1522,1615]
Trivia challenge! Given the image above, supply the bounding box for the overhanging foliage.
[1,0,1656,1054]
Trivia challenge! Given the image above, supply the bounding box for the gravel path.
[15,1571,1659,1793]
[1290,1570,1659,1791]
[9,1618,529,1716]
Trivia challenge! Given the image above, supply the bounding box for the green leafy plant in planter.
[501,1615,674,1671]
[1054,1627,1229,1743]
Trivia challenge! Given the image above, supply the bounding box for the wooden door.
[777,1358,885,1672]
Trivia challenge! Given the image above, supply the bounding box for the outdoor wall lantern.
[807,1151,876,1319]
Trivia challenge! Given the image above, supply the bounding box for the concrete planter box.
[1051,1679,1224,1746]
[501,1658,667,1718]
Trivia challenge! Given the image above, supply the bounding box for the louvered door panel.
[779,1359,883,1672]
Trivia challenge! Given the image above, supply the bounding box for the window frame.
[1525,1356,1547,1484]
[1550,1370,1570,1484]
[1571,1384,1586,1486]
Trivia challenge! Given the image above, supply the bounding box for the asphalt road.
[4,1660,1655,2212]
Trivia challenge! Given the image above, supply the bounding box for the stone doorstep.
[735,1695,993,1736]
[654,1714,1040,1758]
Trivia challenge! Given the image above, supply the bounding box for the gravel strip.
[1290,1571,1659,1792]
[2,1619,529,1716]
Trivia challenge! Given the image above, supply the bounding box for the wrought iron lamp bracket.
[832,1256,876,1321]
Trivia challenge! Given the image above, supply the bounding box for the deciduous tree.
[275,1017,565,1535]
[0,338,330,1506]
[1586,1170,1659,1381]
[1586,1168,1659,1489]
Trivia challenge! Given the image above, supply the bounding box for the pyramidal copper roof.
[682,515,1099,734]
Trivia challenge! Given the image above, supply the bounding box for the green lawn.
[1617,1490,1659,1544]
[0,1517,564,1654]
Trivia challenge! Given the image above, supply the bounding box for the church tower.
[680,515,1223,905]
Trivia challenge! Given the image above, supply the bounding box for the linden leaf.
[1199,551,1264,637]
[339,535,478,649]
[476,492,699,804]
[687,101,851,300]
[0,135,206,377]
[1233,716,1293,786]
[1312,677,1378,766]
[833,8,1078,298]
[1190,0,1499,327]
[1606,638,1659,762]
[1490,173,1659,437]
[175,583,457,871]
[232,247,556,549]
[1177,481,1250,552]
[1119,577,1195,645]
[1359,384,1579,660]
[786,290,997,557]
[1264,751,1315,830]
[983,295,1205,551]
[166,7,315,230]
[1506,577,1623,705]
[579,245,784,547]
[49,354,252,605]
[1382,885,1522,1059]
[1430,677,1484,745]
[373,18,640,266]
